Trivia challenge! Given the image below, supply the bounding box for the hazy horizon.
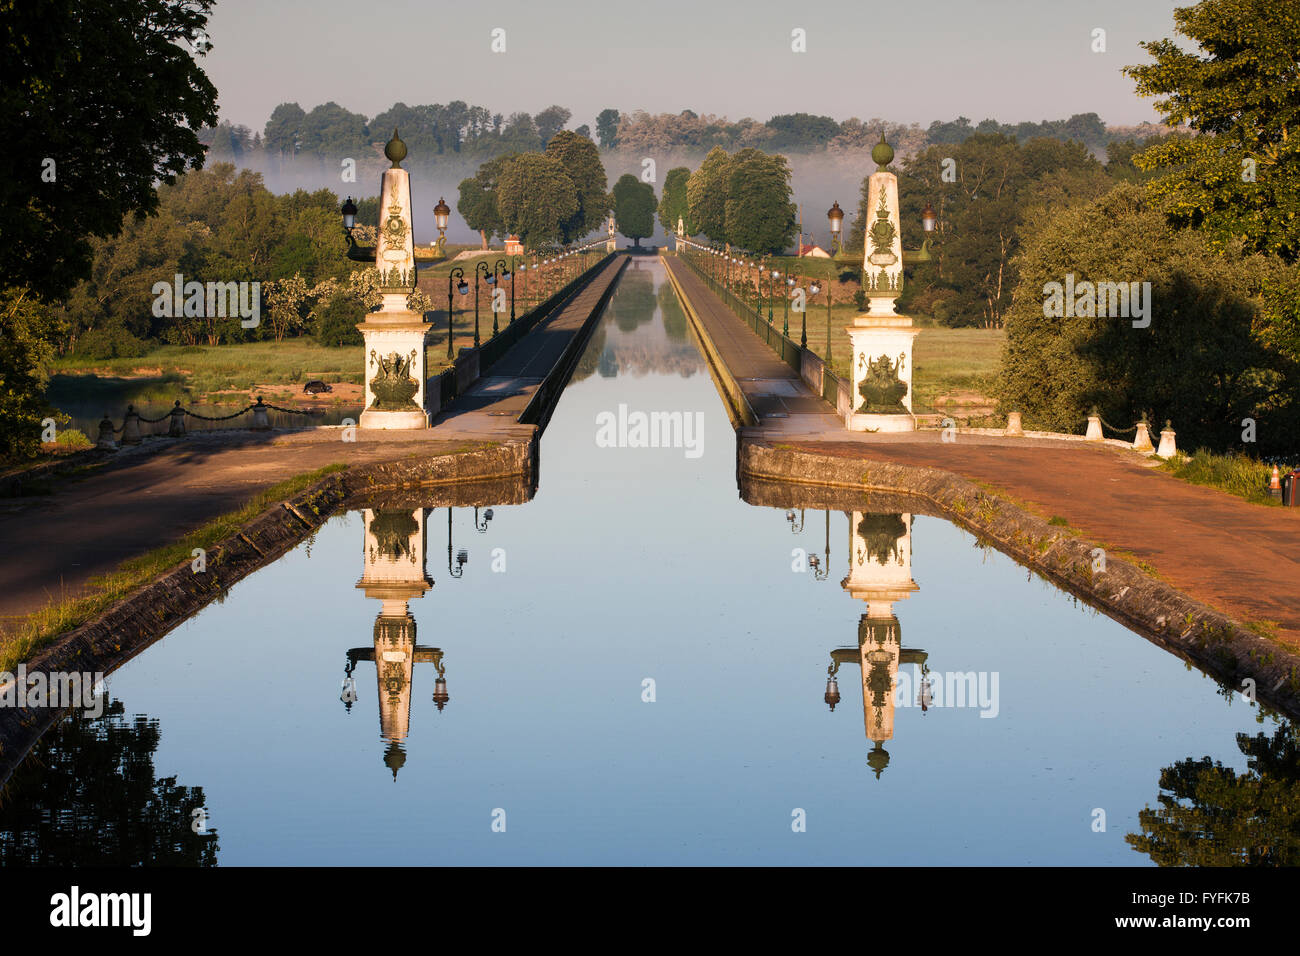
[201,0,1182,134]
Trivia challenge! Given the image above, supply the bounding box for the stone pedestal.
[359,316,431,430]
[847,318,919,432]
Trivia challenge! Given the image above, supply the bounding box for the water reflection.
[0,699,219,866]
[825,511,928,778]
[1128,722,1300,866]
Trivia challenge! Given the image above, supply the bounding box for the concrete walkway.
[663,254,1300,648]
[662,256,841,436]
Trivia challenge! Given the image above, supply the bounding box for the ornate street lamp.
[827,200,844,254]
[783,274,796,338]
[488,258,510,337]
[805,279,820,349]
[510,261,520,323]
[768,268,780,323]
[342,196,358,232]
[474,260,491,347]
[433,197,451,253]
[446,267,469,359]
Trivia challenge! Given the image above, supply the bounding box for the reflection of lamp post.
[807,510,830,579]
[474,261,490,347]
[446,267,468,359]
[475,507,494,532]
[786,509,804,533]
[447,508,467,578]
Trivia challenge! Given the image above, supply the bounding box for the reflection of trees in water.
[0,699,218,866]
[610,268,656,332]
[571,322,608,382]
[658,282,688,342]
[1127,721,1300,866]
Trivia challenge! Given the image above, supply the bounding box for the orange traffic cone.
[1270,465,1283,500]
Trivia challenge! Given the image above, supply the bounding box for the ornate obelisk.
[846,136,920,432]
[358,132,432,430]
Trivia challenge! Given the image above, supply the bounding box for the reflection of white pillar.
[359,137,431,430]
[841,513,918,747]
[846,142,918,433]
[356,508,434,746]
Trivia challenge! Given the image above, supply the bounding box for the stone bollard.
[1156,420,1177,459]
[1132,416,1154,453]
[1005,411,1024,437]
[168,400,186,437]
[1085,406,1103,441]
[251,396,271,431]
[121,405,142,444]
[96,414,117,450]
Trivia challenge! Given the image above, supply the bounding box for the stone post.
[1133,418,1154,453]
[1005,411,1024,436]
[96,415,117,450]
[1085,409,1103,441]
[121,406,142,444]
[168,401,186,437]
[1156,420,1177,459]
[251,397,271,431]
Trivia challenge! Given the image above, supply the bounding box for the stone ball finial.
[872,133,895,169]
[385,128,407,168]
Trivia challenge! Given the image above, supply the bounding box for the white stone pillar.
[846,142,918,433]
[358,144,432,431]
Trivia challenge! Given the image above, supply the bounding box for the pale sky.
[201,0,1183,134]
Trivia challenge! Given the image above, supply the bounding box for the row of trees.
[55,163,384,356]
[455,131,658,249]
[207,102,1168,170]
[657,148,797,255]
[206,102,581,166]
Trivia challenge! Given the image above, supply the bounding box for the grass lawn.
[737,294,1005,418]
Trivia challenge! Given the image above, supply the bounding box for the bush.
[313,296,365,347]
[75,324,151,360]
[54,429,91,449]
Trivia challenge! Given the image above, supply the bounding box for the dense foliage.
[685,148,797,254]
[612,175,656,247]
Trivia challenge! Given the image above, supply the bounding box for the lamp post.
[489,258,510,337]
[768,267,779,323]
[473,261,490,347]
[475,507,494,532]
[783,274,796,338]
[827,200,844,255]
[510,260,519,323]
[433,197,451,253]
[805,279,819,349]
[447,508,467,578]
[446,267,469,359]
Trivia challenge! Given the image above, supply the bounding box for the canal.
[0,257,1290,866]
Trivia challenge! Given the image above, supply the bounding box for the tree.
[313,294,365,347]
[686,147,732,242]
[722,150,797,254]
[766,113,841,150]
[998,182,1296,454]
[545,130,610,242]
[457,154,515,248]
[612,174,656,248]
[0,0,219,303]
[657,167,692,236]
[596,109,621,149]
[264,102,306,159]
[1125,0,1300,261]
[885,134,1109,327]
[496,154,578,248]
[534,105,572,146]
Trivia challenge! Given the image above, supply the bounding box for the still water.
[1,258,1291,866]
